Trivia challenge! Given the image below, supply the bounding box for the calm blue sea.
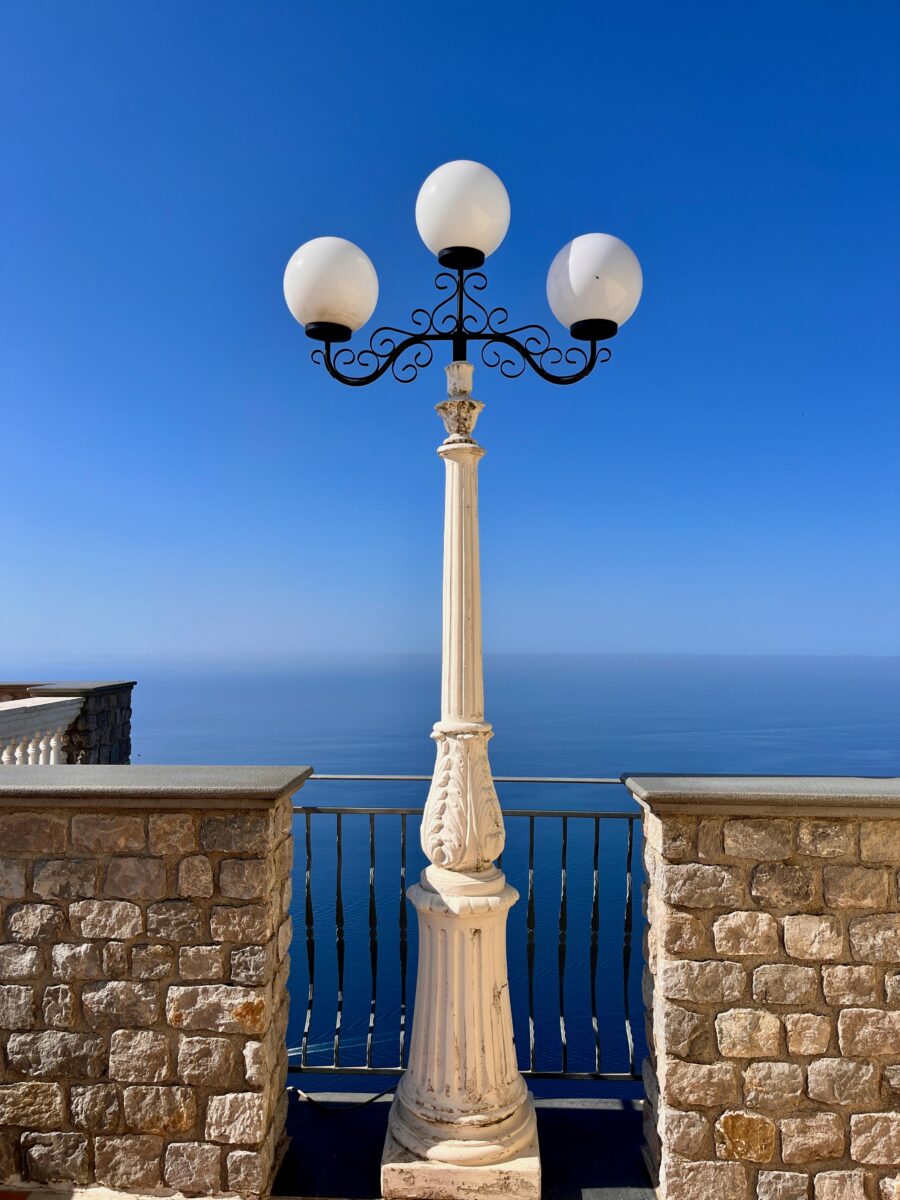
[119,654,900,1094]
[128,653,900,779]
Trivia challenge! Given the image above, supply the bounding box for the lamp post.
[284,159,641,1200]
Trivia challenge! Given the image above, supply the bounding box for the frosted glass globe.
[283,237,378,336]
[546,234,642,335]
[415,161,510,265]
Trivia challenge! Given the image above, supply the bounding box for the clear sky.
[2,1,898,663]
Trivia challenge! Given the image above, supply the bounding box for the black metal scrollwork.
[311,270,611,387]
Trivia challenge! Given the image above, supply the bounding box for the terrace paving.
[274,1093,654,1199]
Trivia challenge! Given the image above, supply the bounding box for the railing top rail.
[293,805,639,819]
[298,774,638,817]
[0,696,83,714]
[0,695,85,741]
[310,773,622,784]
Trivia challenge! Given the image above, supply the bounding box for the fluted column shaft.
[440,436,484,724]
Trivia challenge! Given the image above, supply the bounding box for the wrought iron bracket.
[310,269,613,386]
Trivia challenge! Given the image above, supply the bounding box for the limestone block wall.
[59,684,135,765]
[0,765,310,1198]
[626,775,900,1200]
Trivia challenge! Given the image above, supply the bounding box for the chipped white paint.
[382,362,540,1198]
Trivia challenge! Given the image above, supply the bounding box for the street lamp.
[284,159,641,1200]
[284,159,641,385]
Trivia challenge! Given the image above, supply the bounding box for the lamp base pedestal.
[380,1097,541,1200]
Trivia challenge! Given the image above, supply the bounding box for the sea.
[29,654,900,1095]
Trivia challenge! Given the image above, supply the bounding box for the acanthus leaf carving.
[421,729,505,872]
[470,740,504,867]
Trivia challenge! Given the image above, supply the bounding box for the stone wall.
[60,685,134,765]
[0,765,310,1198]
[0,682,136,764]
[627,775,900,1200]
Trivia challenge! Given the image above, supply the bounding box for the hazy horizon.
[4,648,900,679]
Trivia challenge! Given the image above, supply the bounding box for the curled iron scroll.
[310,270,611,387]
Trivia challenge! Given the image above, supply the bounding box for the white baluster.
[39,729,52,765]
[49,726,65,765]
[28,731,41,765]
[15,737,29,766]
[1,738,15,766]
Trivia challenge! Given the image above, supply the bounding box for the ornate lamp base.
[380,863,540,1199]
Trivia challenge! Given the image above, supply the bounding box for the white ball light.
[283,236,378,334]
[415,160,511,263]
[546,233,643,333]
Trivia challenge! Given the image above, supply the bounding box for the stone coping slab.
[27,682,137,695]
[622,772,900,817]
[0,681,137,695]
[0,764,313,808]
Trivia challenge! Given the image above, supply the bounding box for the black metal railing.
[289,775,643,1082]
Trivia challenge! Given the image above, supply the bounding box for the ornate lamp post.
[284,160,641,1200]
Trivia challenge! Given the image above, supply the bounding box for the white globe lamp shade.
[283,236,379,342]
[546,233,642,341]
[415,160,511,270]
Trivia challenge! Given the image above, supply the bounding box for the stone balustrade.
[0,697,84,766]
[626,775,900,1200]
[0,682,135,766]
[0,765,310,1198]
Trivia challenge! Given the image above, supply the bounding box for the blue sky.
[2,1,898,663]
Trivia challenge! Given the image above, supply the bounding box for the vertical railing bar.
[333,813,345,1067]
[558,814,568,1074]
[526,814,536,1073]
[398,813,408,1068]
[622,815,636,1075]
[589,814,601,1075]
[366,813,378,1070]
[301,810,315,1068]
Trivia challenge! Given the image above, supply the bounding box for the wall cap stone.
[27,682,138,697]
[0,765,313,809]
[622,773,900,817]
